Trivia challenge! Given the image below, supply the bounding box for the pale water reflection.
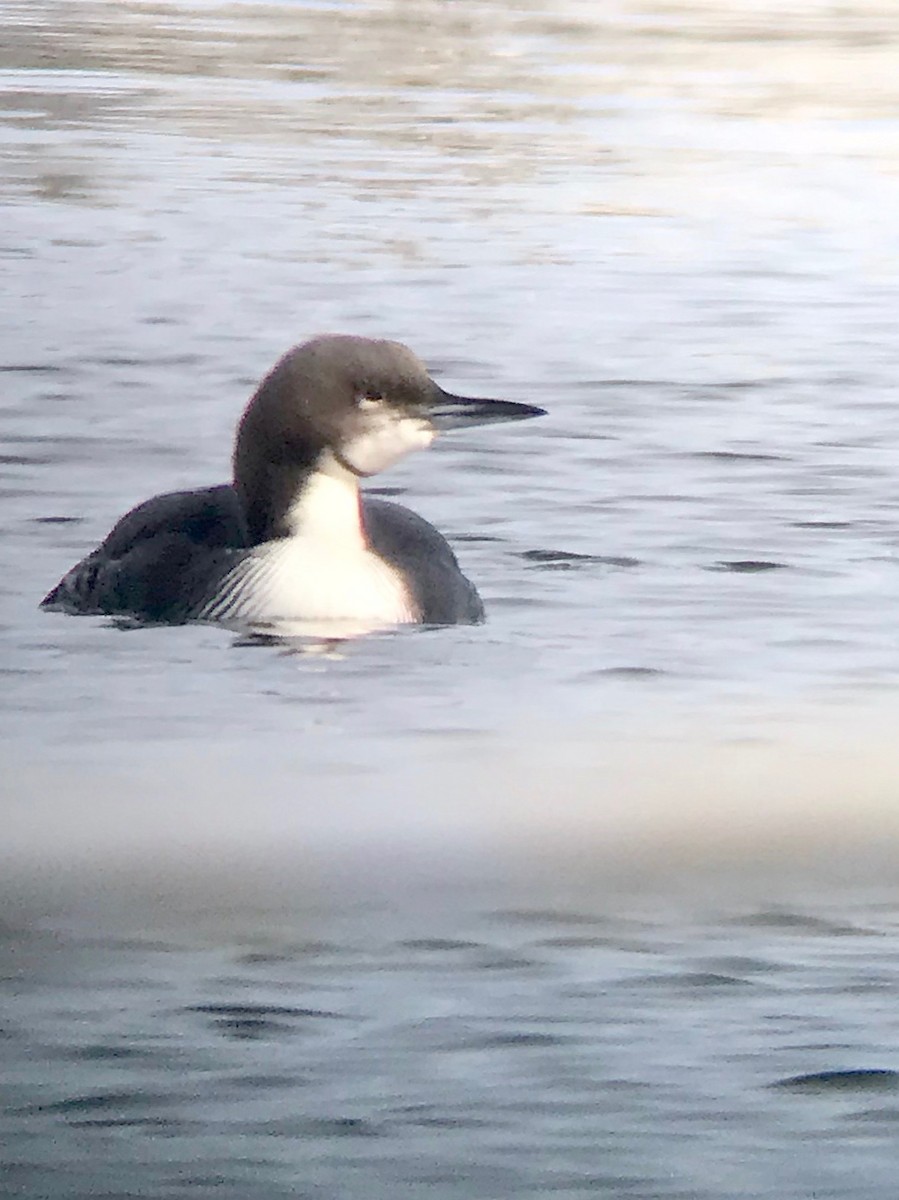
[4,1,899,1197]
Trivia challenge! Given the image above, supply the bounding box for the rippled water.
[4,1,899,1195]
[7,897,899,1200]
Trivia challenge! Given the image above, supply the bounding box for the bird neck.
[236,452,366,550]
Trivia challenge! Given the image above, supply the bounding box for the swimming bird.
[40,335,544,634]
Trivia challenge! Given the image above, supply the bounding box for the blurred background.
[4,1,899,1197]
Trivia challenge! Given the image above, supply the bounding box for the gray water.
[4,1,899,1195]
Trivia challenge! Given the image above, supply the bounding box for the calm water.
[4,1,899,1195]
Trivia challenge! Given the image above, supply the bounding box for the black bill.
[429,385,547,431]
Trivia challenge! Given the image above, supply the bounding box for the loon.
[40,335,545,635]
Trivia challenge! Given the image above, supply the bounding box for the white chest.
[203,461,419,634]
[200,538,416,632]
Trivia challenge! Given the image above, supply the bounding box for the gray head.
[233,334,544,542]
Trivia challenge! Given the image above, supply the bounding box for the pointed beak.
[429,384,547,431]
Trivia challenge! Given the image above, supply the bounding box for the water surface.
[3,1,899,1196]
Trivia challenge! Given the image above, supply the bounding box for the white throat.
[282,452,366,550]
[340,397,435,476]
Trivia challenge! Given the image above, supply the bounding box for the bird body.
[41,335,544,634]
